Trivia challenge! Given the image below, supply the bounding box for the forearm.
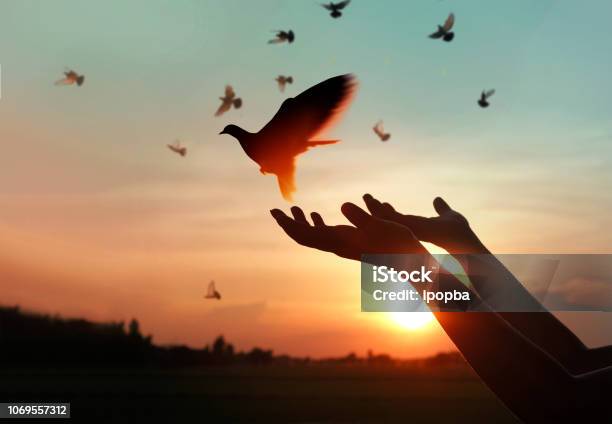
[454,247,598,374]
[434,311,582,422]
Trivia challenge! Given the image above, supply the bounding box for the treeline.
[0,306,463,368]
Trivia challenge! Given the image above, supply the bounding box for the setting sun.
[390,312,435,330]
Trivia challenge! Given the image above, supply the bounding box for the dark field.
[0,365,518,422]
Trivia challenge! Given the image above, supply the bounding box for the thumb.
[433,197,453,216]
[341,202,376,231]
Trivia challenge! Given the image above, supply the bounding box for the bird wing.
[485,89,495,99]
[259,74,357,147]
[54,78,72,85]
[443,13,455,31]
[206,281,216,297]
[215,99,231,116]
[336,0,351,10]
[275,158,297,201]
[373,121,380,132]
[321,3,333,10]
[225,85,235,98]
[429,27,444,39]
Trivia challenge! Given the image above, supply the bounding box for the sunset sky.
[1,0,611,358]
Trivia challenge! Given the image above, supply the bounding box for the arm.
[270,203,610,422]
[362,194,612,374]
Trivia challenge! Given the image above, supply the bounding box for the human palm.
[270,203,427,261]
[362,194,488,254]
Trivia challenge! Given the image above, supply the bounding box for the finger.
[341,202,375,230]
[310,212,326,227]
[362,193,383,215]
[270,209,310,244]
[270,209,294,227]
[379,202,398,218]
[433,197,452,216]
[290,206,309,225]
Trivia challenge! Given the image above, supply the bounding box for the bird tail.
[76,76,85,86]
[286,77,293,84]
[275,161,297,202]
[308,140,339,147]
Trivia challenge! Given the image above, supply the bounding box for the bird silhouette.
[269,30,295,44]
[215,85,242,117]
[55,68,85,86]
[204,280,221,300]
[275,75,294,92]
[167,140,187,157]
[373,120,391,142]
[219,74,357,201]
[478,89,495,108]
[321,0,351,18]
[429,13,455,42]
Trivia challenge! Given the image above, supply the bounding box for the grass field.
[0,365,518,422]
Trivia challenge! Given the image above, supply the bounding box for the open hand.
[362,194,488,254]
[270,202,428,261]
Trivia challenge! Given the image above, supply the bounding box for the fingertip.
[340,202,356,215]
[433,197,451,215]
[363,193,373,201]
[311,212,325,226]
[270,209,285,220]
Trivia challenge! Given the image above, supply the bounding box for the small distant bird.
[269,30,295,44]
[429,13,455,42]
[321,0,351,19]
[478,89,496,108]
[204,280,221,300]
[220,74,357,201]
[275,75,293,92]
[373,120,391,142]
[167,139,187,157]
[54,69,85,86]
[215,85,242,117]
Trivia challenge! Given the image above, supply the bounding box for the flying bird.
[215,85,242,117]
[269,30,295,44]
[204,280,221,300]
[478,89,495,108]
[54,69,85,86]
[167,140,187,157]
[219,74,357,201]
[373,120,391,142]
[275,75,293,93]
[321,0,351,18]
[429,13,455,42]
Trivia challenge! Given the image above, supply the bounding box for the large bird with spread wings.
[55,68,85,86]
[429,13,455,42]
[167,139,187,157]
[220,74,357,201]
[204,280,221,300]
[478,89,496,108]
[321,0,351,19]
[373,120,391,142]
[215,85,242,117]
